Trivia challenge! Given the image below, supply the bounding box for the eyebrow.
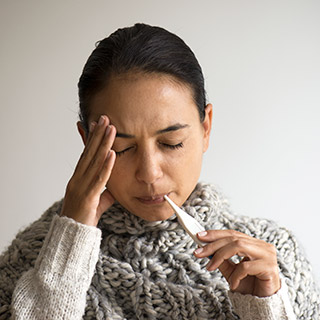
[115,123,190,138]
[156,123,189,134]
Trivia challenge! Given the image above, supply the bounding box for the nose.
[135,149,163,185]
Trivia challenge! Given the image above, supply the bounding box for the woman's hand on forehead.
[60,115,116,226]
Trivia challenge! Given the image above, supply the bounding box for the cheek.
[167,140,203,178]
[107,158,130,190]
[185,135,204,162]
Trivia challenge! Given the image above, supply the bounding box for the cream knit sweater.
[0,183,319,319]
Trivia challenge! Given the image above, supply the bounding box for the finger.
[76,115,110,176]
[96,188,116,218]
[205,239,268,271]
[88,120,97,137]
[75,121,97,164]
[228,259,276,291]
[197,229,252,243]
[194,237,236,258]
[85,126,116,190]
[90,149,116,194]
[194,235,259,260]
[217,259,236,282]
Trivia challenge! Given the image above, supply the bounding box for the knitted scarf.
[86,183,238,319]
[84,184,237,320]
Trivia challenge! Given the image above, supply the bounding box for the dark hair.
[78,23,206,134]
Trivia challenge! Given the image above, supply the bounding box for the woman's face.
[83,73,212,221]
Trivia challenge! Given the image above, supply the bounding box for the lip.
[136,193,170,205]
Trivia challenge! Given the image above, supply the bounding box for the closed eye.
[115,146,134,157]
[161,142,184,150]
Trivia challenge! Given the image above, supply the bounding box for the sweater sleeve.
[11,215,101,320]
[228,278,296,320]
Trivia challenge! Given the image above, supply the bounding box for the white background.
[0,0,319,282]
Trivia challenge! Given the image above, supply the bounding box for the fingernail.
[105,125,111,136]
[107,150,114,159]
[198,231,207,237]
[89,122,96,132]
[194,247,203,255]
[99,116,105,125]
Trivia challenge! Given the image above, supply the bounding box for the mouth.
[136,193,170,205]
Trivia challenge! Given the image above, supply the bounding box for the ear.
[202,103,213,152]
[77,121,88,145]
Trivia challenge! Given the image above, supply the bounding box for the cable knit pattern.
[0,182,319,319]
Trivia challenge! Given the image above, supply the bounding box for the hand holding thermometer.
[164,195,213,259]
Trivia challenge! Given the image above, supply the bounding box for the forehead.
[90,73,199,130]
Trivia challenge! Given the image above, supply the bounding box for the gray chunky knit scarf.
[1,183,319,319]
[87,183,238,319]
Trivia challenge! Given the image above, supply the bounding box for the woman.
[0,23,319,319]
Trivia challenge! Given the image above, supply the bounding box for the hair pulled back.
[78,23,206,133]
